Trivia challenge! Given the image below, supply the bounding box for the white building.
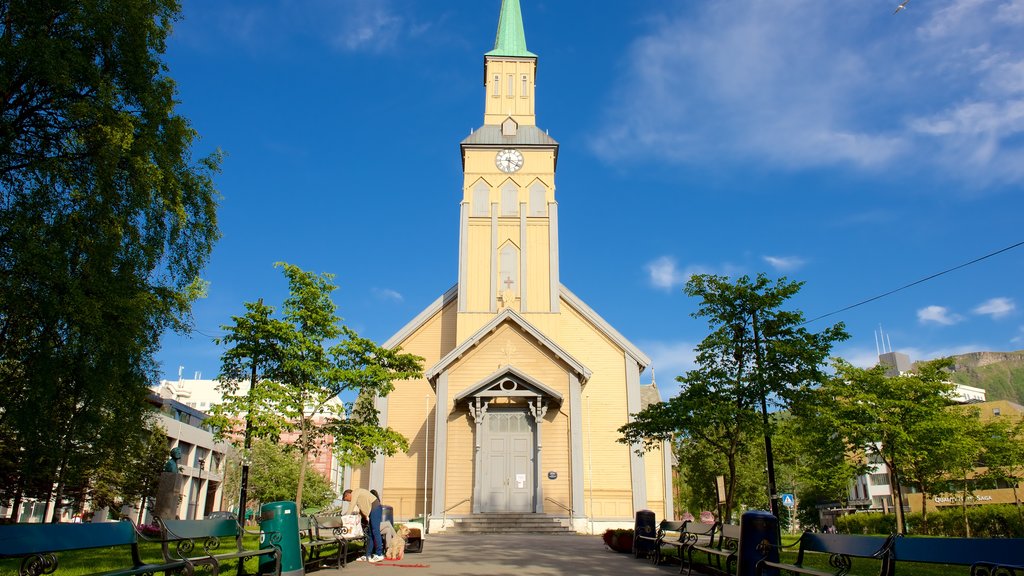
[127,395,234,523]
[155,376,347,496]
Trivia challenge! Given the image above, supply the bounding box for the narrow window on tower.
[521,75,529,98]
[473,183,490,217]
[507,74,515,97]
[501,184,518,216]
[529,183,547,216]
[499,243,519,297]
[492,74,500,97]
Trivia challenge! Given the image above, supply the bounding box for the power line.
[803,239,1024,325]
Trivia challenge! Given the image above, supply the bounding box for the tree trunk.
[1012,481,1023,528]
[961,478,971,538]
[920,491,929,533]
[9,490,22,521]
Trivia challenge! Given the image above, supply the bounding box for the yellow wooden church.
[346,0,672,533]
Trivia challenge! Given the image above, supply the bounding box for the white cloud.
[1012,326,1024,344]
[763,255,806,272]
[330,1,403,53]
[646,257,742,290]
[647,256,687,289]
[917,305,964,325]
[176,0,407,54]
[973,297,1016,319]
[638,340,698,394]
[372,288,404,302]
[591,0,1024,186]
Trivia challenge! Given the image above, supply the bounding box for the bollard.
[633,509,657,558]
[737,510,779,576]
[259,501,303,576]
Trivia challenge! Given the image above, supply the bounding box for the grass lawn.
[0,532,361,576]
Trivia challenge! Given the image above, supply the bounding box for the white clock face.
[496,149,524,173]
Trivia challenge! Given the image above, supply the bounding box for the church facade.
[347,0,672,533]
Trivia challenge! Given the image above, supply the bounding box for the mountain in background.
[941,350,1024,405]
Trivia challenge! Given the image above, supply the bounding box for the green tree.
[619,274,847,522]
[800,358,956,534]
[0,0,220,520]
[221,440,336,512]
[87,417,169,520]
[979,417,1024,528]
[209,263,423,511]
[902,405,981,533]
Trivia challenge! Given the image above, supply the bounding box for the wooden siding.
[379,299,457,519]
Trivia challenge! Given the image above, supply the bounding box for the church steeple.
[482,0,538,127]
[456,0,559,332]
[487,0,536,58]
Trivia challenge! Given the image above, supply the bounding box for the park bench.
[297,515,342,571]
[310,515,366,567]
[0,520,193,576]
[157,517,280,576]
[637,520,685,565]
[687,522,741,576]
[755,532,894,576]
[662,521,718,574]
[887,534,1024,576]
[970,563,1024,576]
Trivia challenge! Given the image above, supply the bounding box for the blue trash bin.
[737,510,779,576]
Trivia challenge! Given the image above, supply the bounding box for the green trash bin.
[259,501,303,576]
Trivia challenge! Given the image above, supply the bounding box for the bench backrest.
[313,515,363,540]
[719,523,741,543]
[890,535,1024,567]
[682,521,717,546]
[159,518,242,550]
[796,533,892,566]
[0,521,138,556]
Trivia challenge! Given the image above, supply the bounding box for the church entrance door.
[481,411,534,513]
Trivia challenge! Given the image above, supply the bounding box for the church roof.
[425,308,592,384]
[384,283,651,378]
[486,0,536,58]
[454,365,564,407]
[639,383,662,410]
[559,285,652,368]
[461,124,558,148]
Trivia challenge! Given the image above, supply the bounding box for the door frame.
[478,408,535,513]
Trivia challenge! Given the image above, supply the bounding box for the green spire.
[486,0,537,58]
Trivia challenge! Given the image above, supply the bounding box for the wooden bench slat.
[0,521,192,576]
[891,536,1024,567]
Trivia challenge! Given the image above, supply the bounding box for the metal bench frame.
[0,520,193,576]
[157,517,280,576]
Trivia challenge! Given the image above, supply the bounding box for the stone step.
[443,515,576,534]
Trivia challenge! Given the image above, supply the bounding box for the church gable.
[426,309,590,383]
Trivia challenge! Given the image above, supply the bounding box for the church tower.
[368,0,669,534]
[457,0,560,341]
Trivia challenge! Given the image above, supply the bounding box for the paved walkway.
[313,533,707,576]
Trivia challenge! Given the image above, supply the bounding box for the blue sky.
[157,0,1024,389]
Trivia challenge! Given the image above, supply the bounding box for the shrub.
[835,505,1023,537]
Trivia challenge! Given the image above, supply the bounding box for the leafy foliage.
[208,263,423,510]
[0,0,220,520]
[619,274,847,522]
[220,440,336,512]
[796,358,957,534]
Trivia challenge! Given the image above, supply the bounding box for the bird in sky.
[894,0,911,14]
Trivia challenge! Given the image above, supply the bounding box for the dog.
[384,523,410,560]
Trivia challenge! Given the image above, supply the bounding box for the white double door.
[481,411,534,513]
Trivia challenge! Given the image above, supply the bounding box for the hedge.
[835,504,1023,537]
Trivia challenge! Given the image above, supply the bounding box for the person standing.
[343,489,384,563]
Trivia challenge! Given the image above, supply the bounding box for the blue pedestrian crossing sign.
[781,493,796,507]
